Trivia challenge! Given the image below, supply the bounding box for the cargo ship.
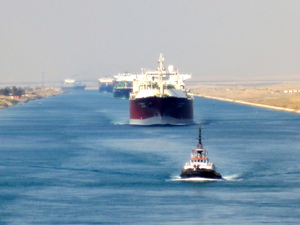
[180,128,222,179]
[113,73,136,99]
[129,54,193,125]
[113,85,132,99]
[99,77,114,93]
[61,79,86,92]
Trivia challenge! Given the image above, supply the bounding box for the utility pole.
[42,72,45,89]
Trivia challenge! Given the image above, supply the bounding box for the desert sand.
[191,81,300,113]
[0,88,63,110]
[2,81,300,114]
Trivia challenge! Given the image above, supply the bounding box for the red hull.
[130,96,193,125]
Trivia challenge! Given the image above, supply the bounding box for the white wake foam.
[111,122,127,125]
[167,176,222,182]
[222,174,243,181]
[167,174,243,182]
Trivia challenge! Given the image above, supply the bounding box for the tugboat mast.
[198,128,203,150]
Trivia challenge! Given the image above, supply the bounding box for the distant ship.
[129,54,194,125]
[113,72,136,99]
[61,79,86,92]
[99,77,114,93]
[113,85,132,99]
[180,128,222,179]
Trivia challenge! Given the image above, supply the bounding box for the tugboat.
[180,128,222,179]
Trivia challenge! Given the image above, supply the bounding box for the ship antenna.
[158,53,165,96]
[158,53,165,71]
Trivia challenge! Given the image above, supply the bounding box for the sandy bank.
[198,95,300,114]
[191,81,300,114]
[0,89,63,110]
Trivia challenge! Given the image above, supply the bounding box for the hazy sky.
[1,0,300,83]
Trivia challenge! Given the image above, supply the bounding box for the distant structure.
[42,72,45,88]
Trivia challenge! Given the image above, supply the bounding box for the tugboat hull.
[180,169,222,179]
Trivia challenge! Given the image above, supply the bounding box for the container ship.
[129,54,193,125]
[113,72,137,99]
[61,79,86,92]
[180,128,222,180]
[99,77,114,93]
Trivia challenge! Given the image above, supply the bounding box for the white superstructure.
[114,72,138,82]
[183,146,216,171]
[99,77,114,84]
[131,53,192,97]
[64,79,76,84]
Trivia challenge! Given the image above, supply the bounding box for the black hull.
[113,88,132,99]
[130,96,193,125]
[61,86,86,92]
[180,169,222,179]
[99,84,114,93]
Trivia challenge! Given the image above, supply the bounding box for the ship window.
[201,160,203,162]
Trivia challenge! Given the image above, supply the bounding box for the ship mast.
[198,128,203,150]
[158,53,164,96]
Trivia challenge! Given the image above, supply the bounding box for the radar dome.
[168,65,174,72]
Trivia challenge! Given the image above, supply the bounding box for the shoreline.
[2,81,300,115]
[196,94,300,114]
[0,89,64,110]
[190,81,300,115]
